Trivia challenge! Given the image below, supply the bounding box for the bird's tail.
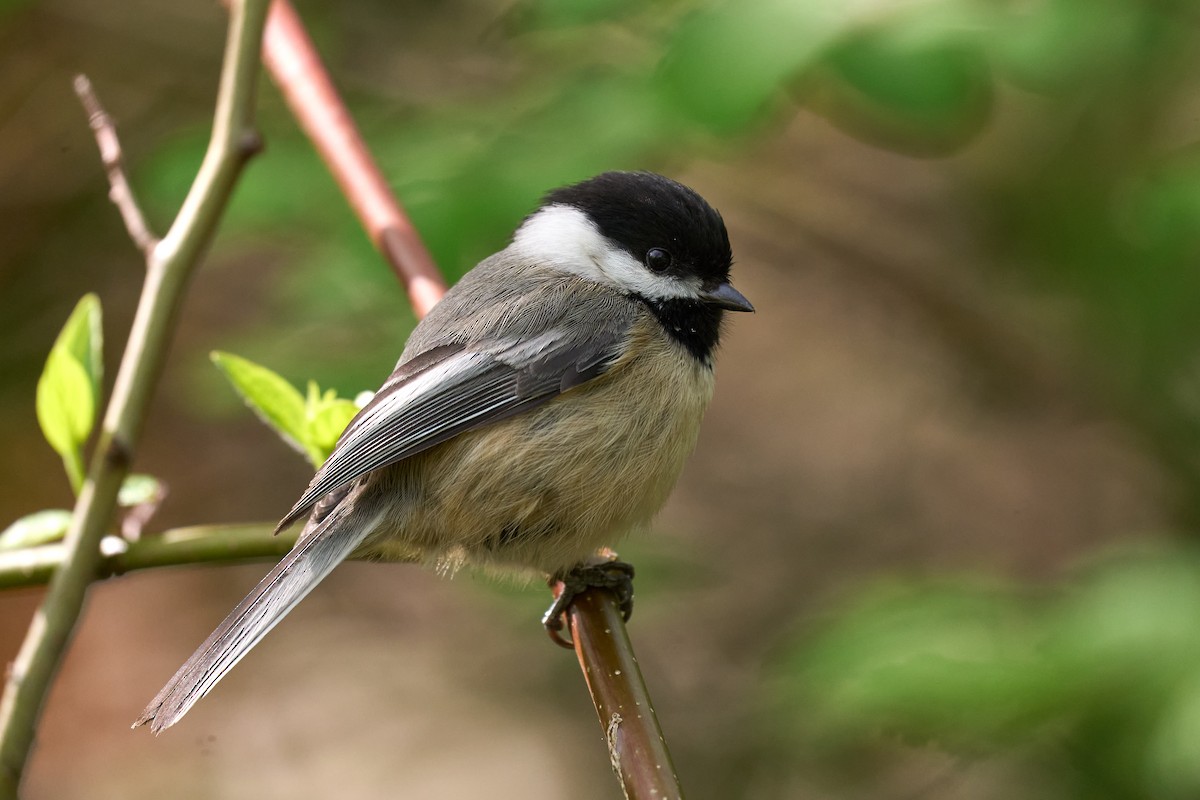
[134,497,380,733]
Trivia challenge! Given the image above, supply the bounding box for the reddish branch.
[261,0,445,317]
[568,590,684,799]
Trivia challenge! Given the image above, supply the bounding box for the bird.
[135,170,752,733]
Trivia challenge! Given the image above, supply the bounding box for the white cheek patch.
[512,204,698,301]
[512,205,608,278]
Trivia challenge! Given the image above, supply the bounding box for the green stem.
[0,2,271,795]
[0,524,294,590]
[63,453,84,497]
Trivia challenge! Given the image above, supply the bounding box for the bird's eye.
[645,248,672,273]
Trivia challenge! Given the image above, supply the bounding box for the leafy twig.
[0,1,271,794]
[0,524,419,591]
[0,524,290,590]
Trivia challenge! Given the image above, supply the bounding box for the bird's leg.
[544,555,635,646]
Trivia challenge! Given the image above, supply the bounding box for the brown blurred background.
[3,0,1198,798]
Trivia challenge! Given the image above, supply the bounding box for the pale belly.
[362,337,715,575]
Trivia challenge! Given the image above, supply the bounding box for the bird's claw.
[544,559,635,648]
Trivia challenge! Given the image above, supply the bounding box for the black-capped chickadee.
[135,171,752,732]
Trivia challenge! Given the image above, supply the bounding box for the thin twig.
[261,0,446,317]
[72,75,159,258]
[0,2,271,795]
[0,524,290,590]
[0,524,417,590]
[257,8,684,799]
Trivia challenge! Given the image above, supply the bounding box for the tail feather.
[134,500,380,733]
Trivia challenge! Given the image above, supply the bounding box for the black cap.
[543,171,733,288]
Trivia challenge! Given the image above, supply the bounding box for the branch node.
[102,436,133,472]
[237,128,265,160]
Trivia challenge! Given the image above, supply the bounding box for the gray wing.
[135,489,380,732]
[275,312,634,532]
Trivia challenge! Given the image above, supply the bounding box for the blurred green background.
[3,0,1200,797]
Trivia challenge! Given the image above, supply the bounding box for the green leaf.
[305,397,359,467]
[211,351,309,460]
[37,348,95,493]
[36,347,94,454]
[213,352,364,468]
[0,510,72,551]
[58,294,103,398]
[36,295,103,494]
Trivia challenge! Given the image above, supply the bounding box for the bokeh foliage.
[770,547,1200,799]
[134,0,1200,791]
[7,0,1200,796]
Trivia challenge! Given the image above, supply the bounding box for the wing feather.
[275,323,631,532]
[135,493,381,732]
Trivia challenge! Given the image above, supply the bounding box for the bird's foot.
[543,558,635,648]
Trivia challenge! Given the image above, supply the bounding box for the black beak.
[699,282,754,313]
